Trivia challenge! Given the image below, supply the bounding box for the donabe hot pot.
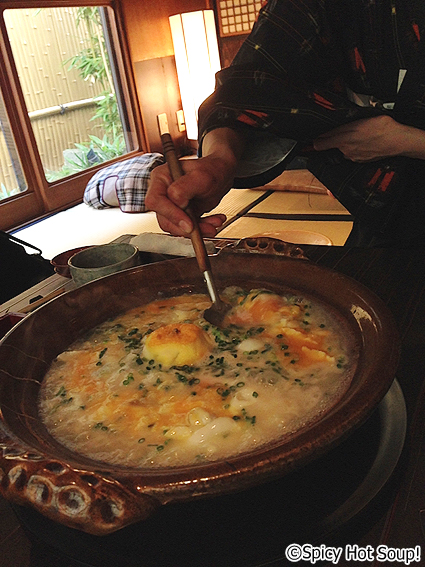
[0,239,400,535]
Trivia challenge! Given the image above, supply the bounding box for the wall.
[219,34,246,68]
[120,0,209,154]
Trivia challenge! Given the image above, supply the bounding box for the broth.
[39,287,356,468]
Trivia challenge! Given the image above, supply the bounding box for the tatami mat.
[250,191,351,215]
[218,216,353,246]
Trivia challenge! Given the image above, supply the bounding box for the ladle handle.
[161,133,211,274]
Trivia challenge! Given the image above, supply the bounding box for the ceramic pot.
[0,238,400,535]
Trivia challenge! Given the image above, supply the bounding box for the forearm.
[313,115,425,162]
[200,127,246,167]
[396,123,425,160]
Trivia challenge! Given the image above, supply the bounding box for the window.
[0,1,145,231]
[0,88,27,200]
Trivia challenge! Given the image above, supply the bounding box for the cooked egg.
[143,323,212,367]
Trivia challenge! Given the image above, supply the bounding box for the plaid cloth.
[83,153,164,213]
[198,0,425,245]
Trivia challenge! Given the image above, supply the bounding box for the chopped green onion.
[123,373,134,385]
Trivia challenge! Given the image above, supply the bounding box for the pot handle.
[219,237,309,260]
[0,425,159,535]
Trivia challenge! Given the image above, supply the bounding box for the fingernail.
[179,220,192,234]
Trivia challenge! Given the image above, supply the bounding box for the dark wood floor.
[0,497,31,567]
[0,497,81,567]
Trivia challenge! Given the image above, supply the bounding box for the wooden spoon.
[161,133,231,327]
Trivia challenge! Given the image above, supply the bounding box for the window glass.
[0,89,27,203]
[3,6,133,182]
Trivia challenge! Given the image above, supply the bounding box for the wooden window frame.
[0,0,147,231]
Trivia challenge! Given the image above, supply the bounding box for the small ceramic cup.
[68,243,139,286]
[51,246,92,278]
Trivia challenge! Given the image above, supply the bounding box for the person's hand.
[146,156,233,237]
[145,128,245,237]
[313,115,425,162]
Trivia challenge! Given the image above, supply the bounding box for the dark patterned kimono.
[198,0,425,246]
